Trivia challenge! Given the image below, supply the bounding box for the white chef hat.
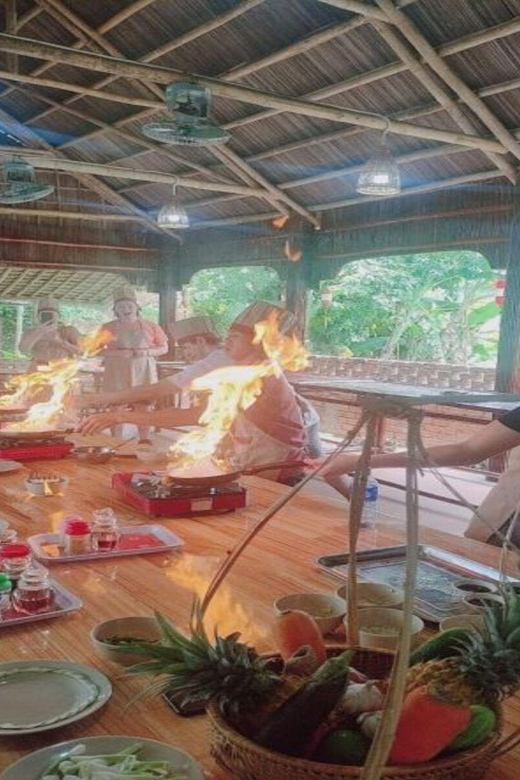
[170,316,220,344]
[113,285,137,304]
[231,301,296,336]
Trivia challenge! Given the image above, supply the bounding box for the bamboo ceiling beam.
[15,5,41,29]
[5,0,18,74]
[315,0,389,20]
[28,0,312,224]
[0,148,270,196]
[0,207,147,223]
[0,35,508,155]
[369,19,516,183]
[373,0,520,163]
[0,235,158,252]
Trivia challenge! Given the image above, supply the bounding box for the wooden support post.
[495,190,520,393]
[158,257,180,357]
[285,227,317,340]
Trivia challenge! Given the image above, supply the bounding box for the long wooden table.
[0,447,519,779]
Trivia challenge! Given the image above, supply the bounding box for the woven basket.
[208,648,510,780]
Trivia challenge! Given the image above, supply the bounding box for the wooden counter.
[0,447,519,778]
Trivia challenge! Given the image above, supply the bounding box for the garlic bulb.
[341,681,384,715]
[358,710,382,739]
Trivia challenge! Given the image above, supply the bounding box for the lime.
[315,729,371,765]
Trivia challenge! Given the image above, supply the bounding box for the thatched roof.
[0,0,519,242]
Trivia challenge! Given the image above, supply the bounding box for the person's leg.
[465,445,520,542]
[324,473,352,501]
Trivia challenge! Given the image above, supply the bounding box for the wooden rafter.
[372,0,520,164]
[34,0,315,225]
[5,0,17,73]
[0,34,509,155]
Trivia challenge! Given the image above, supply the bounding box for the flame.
[0,328,113,431]
[166,555,269,646]
[169,311,308,468]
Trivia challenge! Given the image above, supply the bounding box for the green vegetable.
[447,705,496,752]
[40,743,187,779]
[104,635,159,646]
[409,628,471,666]
[314,729,371,766]
[254,650,352,757]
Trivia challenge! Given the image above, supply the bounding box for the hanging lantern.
[157,180,190,229]
[356,119,401,197]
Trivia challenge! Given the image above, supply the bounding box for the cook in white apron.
[101,286,168,442]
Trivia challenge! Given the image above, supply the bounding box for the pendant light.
[356,118,401,197]
[157,179,190,229]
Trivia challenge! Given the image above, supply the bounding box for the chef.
[78,301,306,484]
[99,285,168,442]
[169,315,221,363]
[318,405,520,545]
[19,297,81,367]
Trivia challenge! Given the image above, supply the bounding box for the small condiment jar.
[91,509,119,552]
[0,543,31,583]
[63,517,91,556]
[0,572,12,619]
[0,527,17,547]
[12,564,54,615]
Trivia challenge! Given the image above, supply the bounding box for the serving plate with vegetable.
[0,736,204,780]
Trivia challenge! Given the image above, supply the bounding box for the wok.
[167,459,307,488]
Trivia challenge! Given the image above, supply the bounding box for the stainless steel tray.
[316,545,518,623]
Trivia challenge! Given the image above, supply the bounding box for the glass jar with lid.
[0,543,31,582]
[91,508,119,552]
[63,517,91,556]
[0,572,11,619]
[12,564,54,614]
[0,526,17,548]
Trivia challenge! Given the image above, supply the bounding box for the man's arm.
[77,375,181,408]
[320,419,520,478]
[76,404,201,436]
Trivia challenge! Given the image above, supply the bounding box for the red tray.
[0,443,73,461]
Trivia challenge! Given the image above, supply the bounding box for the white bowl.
[90,616,162,665]
[463,592,504,613]
[24,476,68,496]
[358,607,424,650]
[440,613,485,632]
[274,592,346,636]
[336,581,404,609]
[453,578,498,596]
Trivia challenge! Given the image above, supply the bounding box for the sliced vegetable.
[409,628,471,666]
[389,686,471,764]
[254,650,352,757]
[273,609,326,665]
[40,743,187,780]
[447,705,496,752]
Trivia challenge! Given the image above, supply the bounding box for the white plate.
[0,736,205,780]
[0,660,111,734]
[0,460,23,474]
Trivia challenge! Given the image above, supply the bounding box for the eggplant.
[254,650,352,757]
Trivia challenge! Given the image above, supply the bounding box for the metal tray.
[0,579,82,628]
[28,524,184,563]
[316,545,518,623]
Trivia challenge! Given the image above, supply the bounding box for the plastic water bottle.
[361,473,379,528]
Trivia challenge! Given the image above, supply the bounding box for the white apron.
[103,321,158,393]
[465,445,520,543]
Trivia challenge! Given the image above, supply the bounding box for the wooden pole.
[0,34,509,154]
[315,0,388,20]
[495,190,520,394]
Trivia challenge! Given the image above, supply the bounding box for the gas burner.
[113,472,247,517]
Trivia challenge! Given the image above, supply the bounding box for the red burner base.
[112,472,248,517]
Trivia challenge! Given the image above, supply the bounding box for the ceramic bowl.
[453,578,498,597]
[336,581,404,609]
[463,592,504,613]
[72,446,115,464]
[24,476,68,496]
[358,607,424,650]
[90,616,162,666]
[274,592,346,636]
[440,613,485,632]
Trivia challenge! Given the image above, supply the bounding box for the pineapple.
[407,585,520,706]
[120,605,283,722]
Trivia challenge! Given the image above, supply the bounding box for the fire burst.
[168,311,308,470]
[0,329,113,431]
